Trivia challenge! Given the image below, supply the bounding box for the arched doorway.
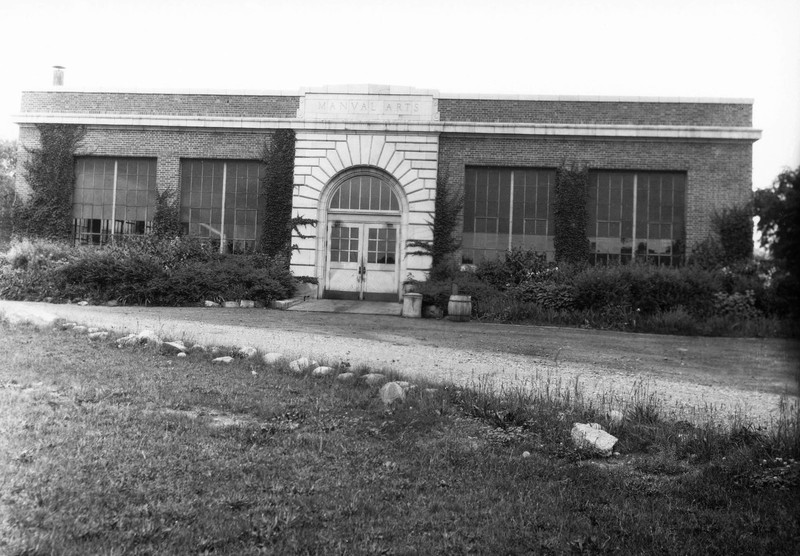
[321,168,406,301]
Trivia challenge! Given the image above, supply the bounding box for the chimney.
[52,66,65,86]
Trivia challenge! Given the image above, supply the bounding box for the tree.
[0,139,18,243]
[754,166,800,277]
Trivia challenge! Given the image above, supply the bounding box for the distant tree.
[0,139,18,244]
[754,166,800,277]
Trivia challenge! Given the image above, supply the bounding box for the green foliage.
[407,173,465,281]
[260,130,311,264]
[754,166,800,277]
[475,247,550,289]
[16,124,85,240]
[714,203,754,263]
[553,166,590,265]
[414,271,502,317]
[151,188,183,239]
[0,139,17,246]
[0,236,294,306]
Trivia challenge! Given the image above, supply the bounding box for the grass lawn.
[1,321,798,555]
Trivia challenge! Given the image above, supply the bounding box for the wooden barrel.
[447,295,472,322]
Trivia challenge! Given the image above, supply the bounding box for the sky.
[1,0,798,191]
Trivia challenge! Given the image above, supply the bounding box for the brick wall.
[21,91,299,118]
[438,135,753,253]
[15,125,274,197]
[438,99,752,127]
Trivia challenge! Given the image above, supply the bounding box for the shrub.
[3,238,76,270]
[475,248,550,289]
[414,271,502,318]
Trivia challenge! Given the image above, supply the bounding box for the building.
[14,79,760,301]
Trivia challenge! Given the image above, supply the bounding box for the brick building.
[13,83,760,301]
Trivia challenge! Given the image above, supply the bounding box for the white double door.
[325,219,399,301]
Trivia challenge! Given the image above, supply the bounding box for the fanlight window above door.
[329,175,400,212]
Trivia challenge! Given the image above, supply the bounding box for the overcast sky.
[1,0,798,191]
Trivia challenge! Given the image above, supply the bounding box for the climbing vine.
[151,188,183,239]
[407,172,464,280]
[553,164,590,265]
[16,124,85,240]
[259,129,315,264]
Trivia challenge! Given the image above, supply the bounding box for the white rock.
[223,301,239,308]
[116,334,140,347]
[204,300,220,307]
[177,352,187,358]
[87,327,101,333]
[396,381,411,390]
[362,373,386,386]
[607,410,625,425]
[191,344,207,353]
[163,341,187,354]
[312,366,334,377]
[77,301,89,306]
[522,451,531,458]
[240,300,255,308]
[238,346,258,359]
[336,372,355,381]
[289,357,315,373]
[61,322,77,329]
[136,330,161,345]
[212,356,234,364]
[262,352,284,364]
[72,326,88,333]
[571,423,618,457]
[87,331,108,340]
[379,382,405,406]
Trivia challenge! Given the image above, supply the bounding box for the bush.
[475,248,550,289]
[414,271,502,318]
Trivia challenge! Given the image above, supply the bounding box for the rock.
[423,305,443,319]
[571,423,618,457]
[87,331,108,340]
[238,346,258,359]
[191,344,207,353]
[136,330,161,345]
[607,410,625,425]
[240,300,255,308]
[312,366,334,377]
[44,297,53,303]
[336,372,355,382]
[362,373,386,386]
[212,356,234,364]
[72,326,88,333]
[106,300,118,307]
[396,381,411,390]
[116,334,140,347]
[379,382,405,406]
[61,322,77,330]
[162,341,187,354]
[522,451,531,458]
[177,352,187,358]
[223,301,238,308]
[204,300,220,307]
[262,352,283,364]
[87,327,101,333]
[77,301,89,306]
[289,358,315,373]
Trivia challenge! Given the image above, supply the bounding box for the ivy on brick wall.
[407,172,464,280]
[16,124,85,240]
[259,129,316,265]
[151,188,183,239]
[553,165,590,265]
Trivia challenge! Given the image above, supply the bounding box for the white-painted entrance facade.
[289,86,440,301]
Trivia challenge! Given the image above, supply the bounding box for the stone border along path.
[1,300,795,428]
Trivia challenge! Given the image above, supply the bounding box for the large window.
[328,174,400,213]
[462,167,555,264]
[587,171,686,265]
[179,160,262,253]
[73,158,157,245]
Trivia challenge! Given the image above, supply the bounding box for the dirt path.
[2,300,798,427]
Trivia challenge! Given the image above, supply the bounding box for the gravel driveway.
[2,300,797,428]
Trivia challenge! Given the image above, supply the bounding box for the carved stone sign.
[299,93,438,121]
